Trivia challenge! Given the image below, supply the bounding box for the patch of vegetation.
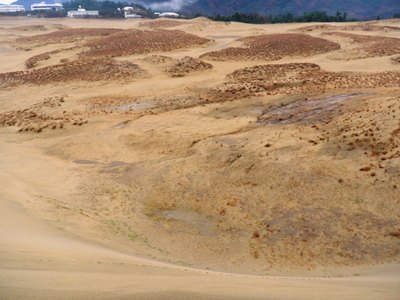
[104,219,143,241]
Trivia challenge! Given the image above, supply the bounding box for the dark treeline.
[210,11,355,24]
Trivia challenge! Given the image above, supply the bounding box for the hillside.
[10,0,400,19]
[181,0,400,19]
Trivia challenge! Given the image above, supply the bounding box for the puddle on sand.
[73,159,100,164]
[258,93,364,125]
[110,101,155,112]
[113,120,132,129]
[155,209,218,236]
[101,161,131,173]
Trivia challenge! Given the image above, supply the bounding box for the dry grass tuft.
[323,32,400,59]
[165,56,212,77]
[0,57,147,87]
[201,34,340,61]
[81,29,209,58]
[16,28,122,47]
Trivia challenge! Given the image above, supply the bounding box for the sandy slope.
[0,17,400,299]
[0,138,399,299]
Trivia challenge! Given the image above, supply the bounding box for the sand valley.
[0,16,400,299]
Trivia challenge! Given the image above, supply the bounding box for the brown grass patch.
[294,24,338,32]
[200,34,340,61]
[25,46,77,69]
[339,24,400,32]
[16,28,123,47]
[391,55,400,64]
[165,56,212,77]
[0,96,87,133]
[323,32,400,58]
[206,63,400,102]
[0,57,147,87]
[81,29,209,58]
[295,23,400,32]
[25,52,51,69]
[140,55,175,65]
[139,19,184,28]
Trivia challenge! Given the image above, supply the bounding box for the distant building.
[0,4,25,13]
[31,2,63,11]
[159,12,179,18]
[123,7,142,19]
[67,7,99,18]
[124,13,142,19]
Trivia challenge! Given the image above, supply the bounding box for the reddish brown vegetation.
[323,32,400,58]
[392,55,400,64]
[166,56,212,77]
[295,24,337,32]
[0,58,147,87]
[25,46,77,69]
[206,63,400,102]
[82,29,209,57]
[25,52,51,68]
[339,24,400,32]
[16,28,122,47]
[0,96,87,133]
[296,23,400,32]
[313,95,400,178]
[139,20,184,28]
[200,34,340,61]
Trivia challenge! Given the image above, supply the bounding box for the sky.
[1,0,15,4]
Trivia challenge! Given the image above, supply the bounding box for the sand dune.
[0,17,399,299]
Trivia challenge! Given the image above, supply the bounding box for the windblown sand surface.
[0,17,399,299]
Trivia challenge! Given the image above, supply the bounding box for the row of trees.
[211,11,354,24]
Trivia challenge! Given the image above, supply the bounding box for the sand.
[0,16,400,299]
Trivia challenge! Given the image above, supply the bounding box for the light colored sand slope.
[0,17,400,299]
[0,144,398,300]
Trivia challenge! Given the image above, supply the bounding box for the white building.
[124,13,142,19]
[31,2,63,11]
[0,4,25,13]
[67,7,99,18]
[159,12,179,18]
[123,7,142,19]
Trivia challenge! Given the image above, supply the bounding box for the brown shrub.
[25,53,50,68]
[139,20,184,28]
[200,34,340,61]
[16,28,122,47]
[81,29,209,58]
[391,55,400,64]
[25,46,77,69]
[206,63,400,102]
[0,96,87,133]
[0,57,147,87]
[323,32,400,58]
[165,56,212,77]
[294,23,400,33]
